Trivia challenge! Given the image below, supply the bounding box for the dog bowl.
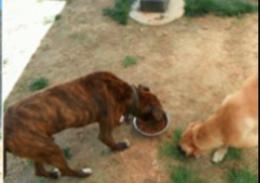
[132,113,170,137]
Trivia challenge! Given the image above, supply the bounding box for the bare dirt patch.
[4,0,258,183]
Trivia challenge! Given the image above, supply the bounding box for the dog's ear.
[191,123,207,157]
[193,124,207,144]
[138,84,150,92]
[189,124,203,158]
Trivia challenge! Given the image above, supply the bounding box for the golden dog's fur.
[179,74,258,162]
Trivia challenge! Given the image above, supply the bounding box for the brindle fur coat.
[4,71,166,179]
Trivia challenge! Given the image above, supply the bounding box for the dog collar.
[129,85,140,116]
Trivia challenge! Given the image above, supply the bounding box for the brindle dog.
[4,71,167,179]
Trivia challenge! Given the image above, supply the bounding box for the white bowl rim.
[132,113,171,137]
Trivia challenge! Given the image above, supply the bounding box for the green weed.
[185,0,258,17]
[122,56,138,68]
[103,0,132,25]
[160,128,186,161]
[227,168,258,183]
[225,147,242,161]
[171,166,207,183]
[55,14,61,21]
[63,147,72,160]
[29,78,49,92]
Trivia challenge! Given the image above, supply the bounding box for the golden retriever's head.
[179,122,203,158]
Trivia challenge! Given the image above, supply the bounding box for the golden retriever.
[179,73,258,162]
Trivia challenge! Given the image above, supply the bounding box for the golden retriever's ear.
[192,123,211,156]
[192,124,201,140]
[190,124,204,158]
[194,125,208,143]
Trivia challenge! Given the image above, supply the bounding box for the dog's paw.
[77,168,93,177]
[212,148,228,163]
[82,168,93,175]
[123,139,130,147]
[113,140,130,152]
[50,168,61,179]
[212,153,224,163]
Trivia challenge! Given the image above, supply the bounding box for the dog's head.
[135,85,168,125]
[179,122,204,158]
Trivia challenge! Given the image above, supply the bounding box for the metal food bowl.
[132,113,171,137]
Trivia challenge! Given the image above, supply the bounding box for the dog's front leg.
[98,124,130,152]
[212,146,228,163]
[34,161,60,179]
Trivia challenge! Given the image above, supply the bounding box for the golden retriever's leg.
[212,146,228,163]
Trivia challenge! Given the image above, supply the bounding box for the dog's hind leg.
[15,134,92,178]
[6,130,92,178]
[35,140,92,178]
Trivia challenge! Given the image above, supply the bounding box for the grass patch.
[122,55,138,68]
[227,168,258,183]
[160,128,186,161]
[29,78,49,92]
[171,166,207,183]
[63,147,72,160]
[225,147,242,161]
[185,0,258,17]
[103,0,132,25]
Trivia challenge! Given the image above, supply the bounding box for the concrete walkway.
[1,0,65,182]
[2,0,65,101]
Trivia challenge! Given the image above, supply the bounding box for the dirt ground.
[4,0,258,183]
